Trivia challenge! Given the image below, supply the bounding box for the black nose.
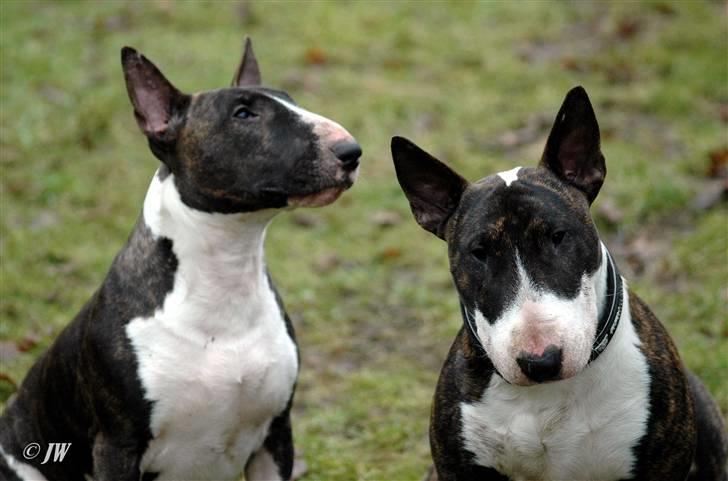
[516,345,562,383]
[331,141,362,171]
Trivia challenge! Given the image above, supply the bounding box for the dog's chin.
[287,169,357,208]
[288,187,345,208]
[287,183,352,208]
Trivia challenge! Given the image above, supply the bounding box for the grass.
[1,1,726,480]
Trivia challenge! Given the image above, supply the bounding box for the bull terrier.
[1,38,361,481]
[391,86,726,481]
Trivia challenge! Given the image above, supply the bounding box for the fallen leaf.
[17,334,40,352]
[652,2,676,15]
[707,147,728,178]
[0,372,18,391]
[615,18,642,40]
[560,56,588,72]
[304,47,327,66]
[379,247,401,260]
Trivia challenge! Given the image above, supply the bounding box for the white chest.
[460,301,650,481]
[123,173,299,480]
[123,174,302,479]
[126,284,298,480]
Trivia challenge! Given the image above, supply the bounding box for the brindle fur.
[392,86,727,481]
[1,38,358,481]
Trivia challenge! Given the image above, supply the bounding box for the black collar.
[589,246,623,362]
[459,246,624,364]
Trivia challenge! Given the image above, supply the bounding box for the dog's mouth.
[287,170,357,208]
[288,185,348,208]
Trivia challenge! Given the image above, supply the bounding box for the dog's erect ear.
[121,47,188,141]
[540,86,605,204]
[232,37,262,87]
[391,136,468,240]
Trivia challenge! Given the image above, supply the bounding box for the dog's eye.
[233,106,257,120]
[471,246,489,263]
[551,230,566,247]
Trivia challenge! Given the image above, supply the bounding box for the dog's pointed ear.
[540,86,605,204]
[121,47,188,141]
[391,136,468,240]
[232,37,262,87]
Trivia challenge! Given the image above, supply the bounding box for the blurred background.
[1,1,726,479]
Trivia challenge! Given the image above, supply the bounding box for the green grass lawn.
[1,1,726,480]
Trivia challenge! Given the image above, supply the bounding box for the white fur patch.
[267,93,360,197]
[472,247,607,385]
[267,94,352,145]
[0,446,48,481]
[126,173,298,480]
[461,285,650,480]
[246,448,282,481]
[497,166,522,187]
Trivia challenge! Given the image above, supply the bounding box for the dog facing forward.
[392,87,726,481]
[1,39,361,481]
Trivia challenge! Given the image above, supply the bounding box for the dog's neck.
[142,170,277,302]
[590,242,623,361]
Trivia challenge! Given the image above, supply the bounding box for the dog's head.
[121,38,360,213]
[392,87,608,386]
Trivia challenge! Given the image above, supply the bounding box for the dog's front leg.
[246,408,296,481]
[91,432,142,481]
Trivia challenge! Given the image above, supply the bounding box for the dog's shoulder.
[628,291,697,480]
